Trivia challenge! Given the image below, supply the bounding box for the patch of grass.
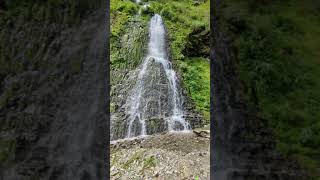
[111,0,138,38]
[177,57,210,123]
[122,150,144,169]
[143,155,157,169]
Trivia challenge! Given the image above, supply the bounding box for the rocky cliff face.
[110,14,204,141]
[0,3,108,180]
[211,1,309,179]
[110,15,148,140]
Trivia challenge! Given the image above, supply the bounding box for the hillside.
[110,0,210,128]
[110,0,210,178]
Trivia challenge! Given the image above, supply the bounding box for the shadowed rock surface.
[183,25,210,58]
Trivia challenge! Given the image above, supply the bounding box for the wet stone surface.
[111,15,204,140]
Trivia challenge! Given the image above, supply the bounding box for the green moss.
[177,57,210,123]
[111,0,148,70]
[0,139,16,166]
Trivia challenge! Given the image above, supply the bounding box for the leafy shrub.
[178,58,210,122]
[238,25,307,99]
[116,3,138,15]
[272,15,303,35]
[141,6,154,16]
[161,7,173,20]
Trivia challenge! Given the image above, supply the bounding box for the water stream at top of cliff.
[124,14,191,138]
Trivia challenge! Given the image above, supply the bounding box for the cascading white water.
[125,14,190,138]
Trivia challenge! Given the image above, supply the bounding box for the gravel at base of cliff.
[111,132,210,179]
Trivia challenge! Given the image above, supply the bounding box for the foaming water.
[125,14,190,138]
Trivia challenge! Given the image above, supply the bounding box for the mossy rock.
[0,139,16,166]
[145,118,168,135]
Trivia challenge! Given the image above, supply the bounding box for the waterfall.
[125,14,190,138]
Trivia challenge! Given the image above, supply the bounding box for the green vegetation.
[178,58,210,122]
[221,0,320,176]
[145,0,210,122]
[144,0,209,59]
[122,150,145,169]
[110,0,147,70]
[111,0,210,122]
[143,155,157,169]
[111,0,139,37]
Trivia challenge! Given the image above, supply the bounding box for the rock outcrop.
[183,25,210,58]
[110,14,204,140]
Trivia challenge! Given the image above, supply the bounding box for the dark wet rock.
[130,118,143,137]
[193,129,210,138]
[183,25,210,58]
[110,16,149,140]
[146,118,168,134]
[111,16,204,140]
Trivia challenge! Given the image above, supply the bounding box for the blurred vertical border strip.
[104,0,111,179]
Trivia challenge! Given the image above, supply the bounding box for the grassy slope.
[145,0,210,122]
[110,0,139,68]
[110,0,138,38]
[222,0,320,176]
